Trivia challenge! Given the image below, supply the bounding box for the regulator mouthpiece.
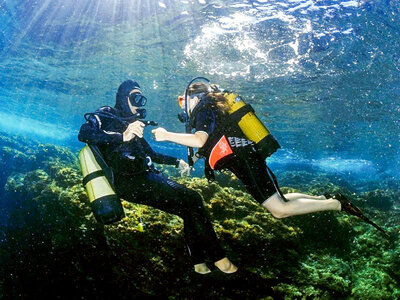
[178,111,188,123]
[134,109,146,119]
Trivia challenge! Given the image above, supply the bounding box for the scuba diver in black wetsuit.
[152,78,379,224]
[78,79,238,274]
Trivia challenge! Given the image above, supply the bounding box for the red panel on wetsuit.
[209,135,233,170]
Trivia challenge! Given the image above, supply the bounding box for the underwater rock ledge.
[0,133,399,299]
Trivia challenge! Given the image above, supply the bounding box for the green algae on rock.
[1,133,400,298]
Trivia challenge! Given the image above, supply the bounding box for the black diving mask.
[128,93,147,107]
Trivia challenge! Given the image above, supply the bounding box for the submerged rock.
[1,133,400,299]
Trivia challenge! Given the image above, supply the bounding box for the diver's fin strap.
[229,104,255,124]
[83,170,105,186]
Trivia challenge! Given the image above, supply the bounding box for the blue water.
[2,1,400,298]
[1,0,399,181]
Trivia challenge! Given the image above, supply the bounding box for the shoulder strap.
[229,104,254,124]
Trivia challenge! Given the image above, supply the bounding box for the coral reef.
[1,132,400,299]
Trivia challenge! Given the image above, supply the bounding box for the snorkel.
[181,76,211,166]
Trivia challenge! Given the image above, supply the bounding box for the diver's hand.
[152,127,168,142]
[178,159,191,177]
[123,120,145,141]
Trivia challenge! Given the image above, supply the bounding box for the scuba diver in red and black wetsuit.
[78,79,237,274]
[152,77,365,219]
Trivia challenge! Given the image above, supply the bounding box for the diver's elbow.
[194,132,208,148]
[194,140,206,148]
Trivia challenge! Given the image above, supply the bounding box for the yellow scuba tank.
[78,145,125,224]
[223,92,280,158]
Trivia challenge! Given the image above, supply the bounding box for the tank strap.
[88,144,115,187]
[229,104,254,124]
[83,170,105,186]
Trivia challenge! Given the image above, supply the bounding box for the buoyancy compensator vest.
[223,91,280,158]
[79,144,125,224]
[191,91,280,180]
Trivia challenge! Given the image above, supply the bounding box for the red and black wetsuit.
[191,101,282,204]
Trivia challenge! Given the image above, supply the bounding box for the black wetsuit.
[192,103,280,204]
[78,106,225,264]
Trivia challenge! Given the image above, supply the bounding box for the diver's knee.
[262,193,288,219]
[193,191,203,204]
[185,190,204,207]
[268,209,288,219]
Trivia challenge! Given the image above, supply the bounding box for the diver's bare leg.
[284,193,327,201]
[262,193,341,219]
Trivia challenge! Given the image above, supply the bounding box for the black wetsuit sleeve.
[78,120,123,145]
[141,139,179,166]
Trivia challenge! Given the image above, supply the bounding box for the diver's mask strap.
[188,92,206,100]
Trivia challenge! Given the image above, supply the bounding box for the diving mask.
[128,93,147,107]
[178,95,188,123]
[179,93,203,109]
[178,95,185,109]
